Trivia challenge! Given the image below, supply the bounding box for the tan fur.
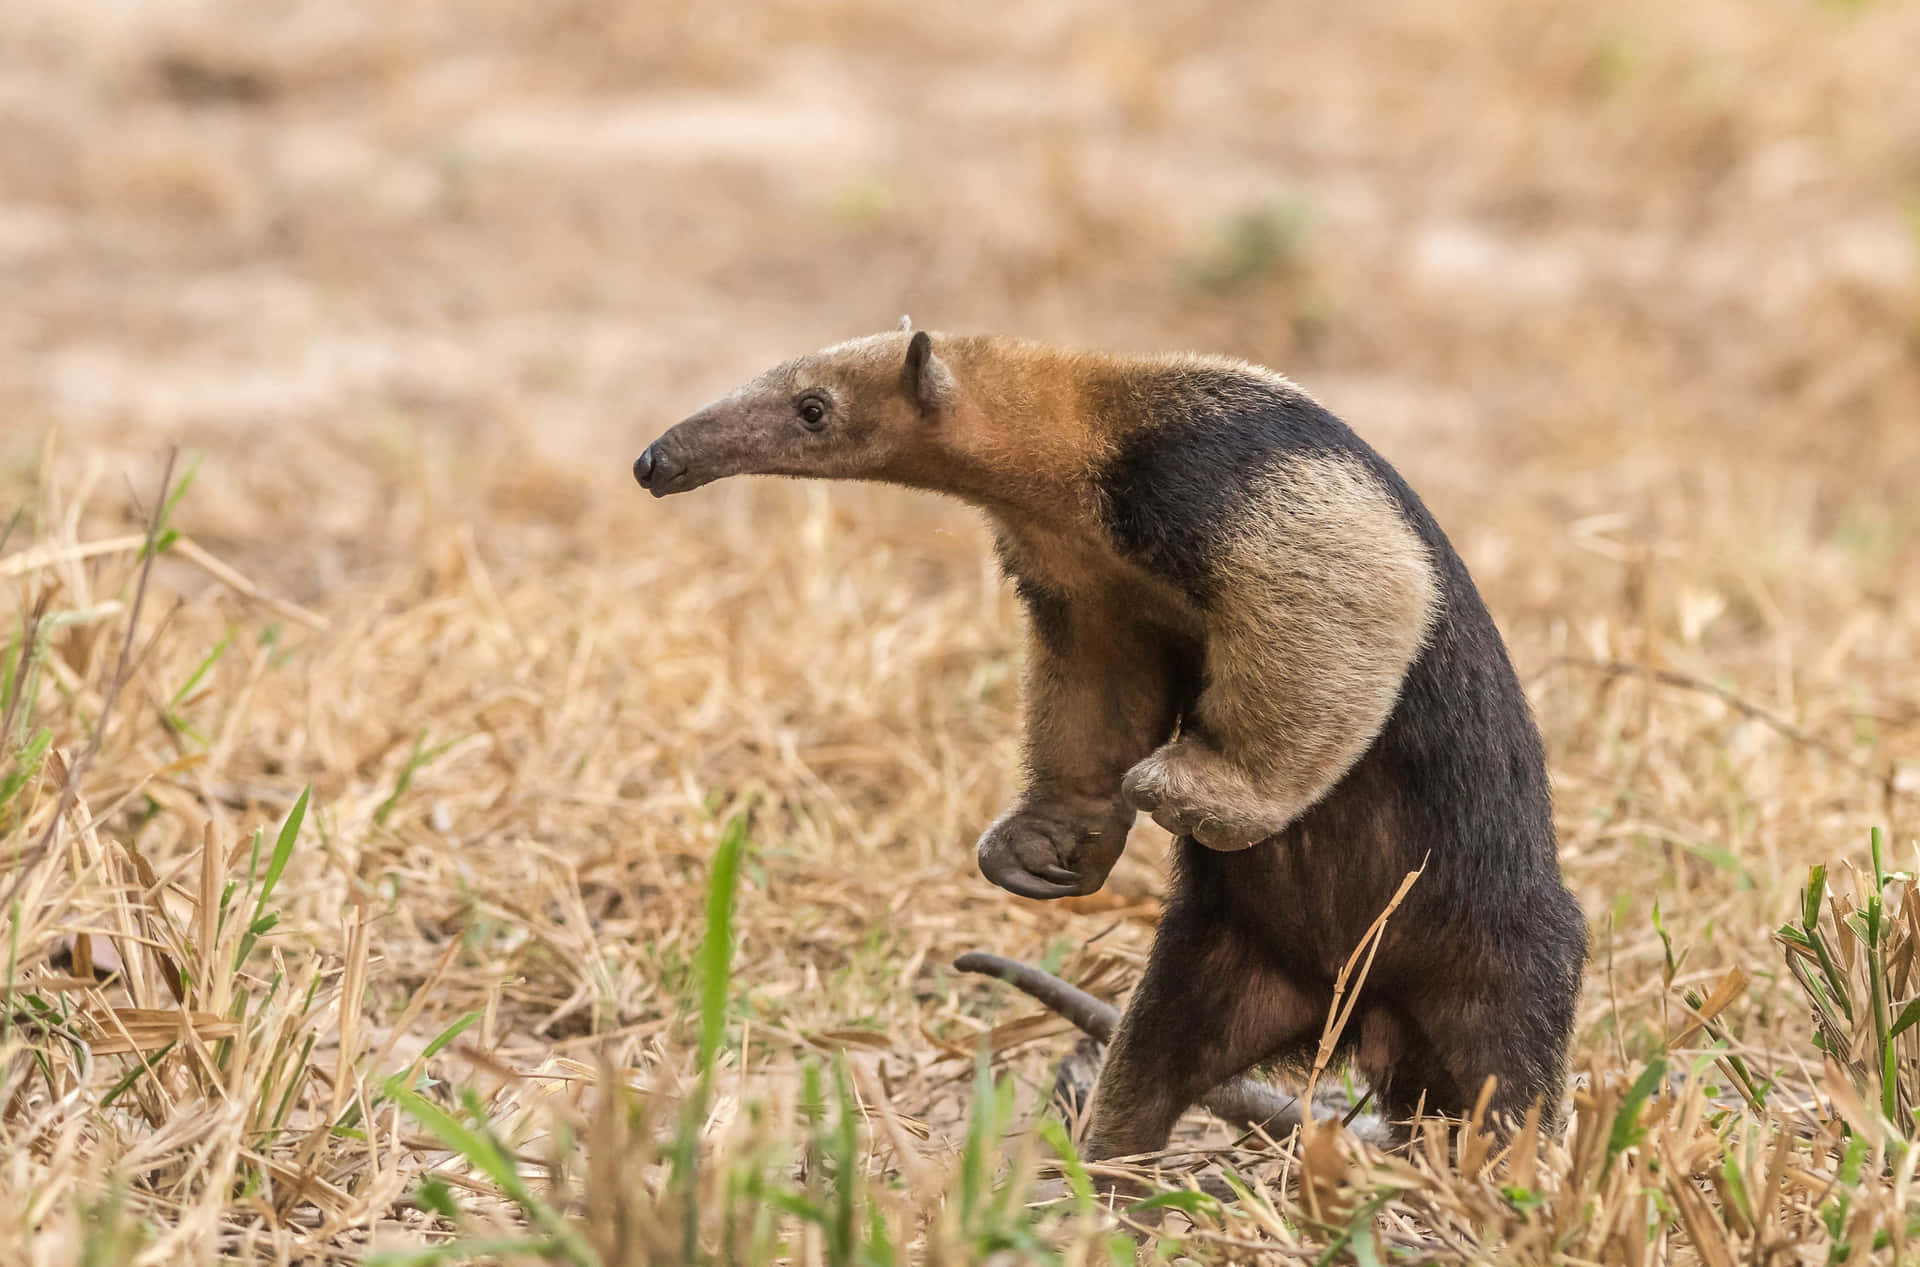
[754,334,1121,529]
[653,332,1435,868]
[1121,455,1440,850]
[985,454,1438,874]
[733,333,1437,867]
[761,333,1305,535]
[977,530,1201,896]
[642,330,1581,1156]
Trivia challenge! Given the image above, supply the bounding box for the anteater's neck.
[897,338,1224,531]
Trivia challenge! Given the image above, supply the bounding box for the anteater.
[633,323,1587,1160]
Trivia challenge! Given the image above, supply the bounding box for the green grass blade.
[1128,1189,1220,1217]
[1890,996,1920,1041]
[959,1046,993,1229]
[1038,1118,1095,1215]
[671,811,748,1265]
[830,1056,859,1265]
[0,632,18,729]
[1803,865,1828,933]
[1607,1057,1666,1168]
[374,733,460,827]
[698,814,748,1079]
[255,787,308,916]
[142,452,201,559]
[272,1033,318,1130]
[0,727,50,817]
[2,903,19,1046]
[381,1078,598,1265]
[230,790,308,971]
[102,1043,175,1110]
[168,629,231,708]
[419,1011,480,1065]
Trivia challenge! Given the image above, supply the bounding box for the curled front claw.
[974,801,1132,900]
[1122,740,1296,852]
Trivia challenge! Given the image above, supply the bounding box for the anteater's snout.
[632,443,684,497]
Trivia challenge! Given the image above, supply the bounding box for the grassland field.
[2,0,1920,1262]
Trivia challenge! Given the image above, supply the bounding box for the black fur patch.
[994,535,1072,655]
[1012,574,1072,656]
[1092,375,1429,603]
[1087,365,1586,1133]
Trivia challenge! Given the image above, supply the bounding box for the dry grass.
[2,0,1919,1261]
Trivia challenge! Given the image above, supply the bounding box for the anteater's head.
[634,322,957,498]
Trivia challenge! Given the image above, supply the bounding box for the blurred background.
[4,0,1916,484]
[6,0,1920,922]
[3,0,1918,921]
[2,2,1920,1254]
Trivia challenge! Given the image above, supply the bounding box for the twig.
[171,536,329,632]
[1550,656,1906,804]
[1,452,177,913]
[1,590,50,746]
[1304,860,1425,1108]
[0,505,23,559]
[0,533,148,581]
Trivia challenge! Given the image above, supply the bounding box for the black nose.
[633,444,686,496]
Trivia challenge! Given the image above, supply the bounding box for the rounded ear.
[903,330,956,414]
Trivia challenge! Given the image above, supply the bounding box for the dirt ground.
[2,0,1919,1262]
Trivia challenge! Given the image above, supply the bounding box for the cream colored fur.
[1120,454,1440,850]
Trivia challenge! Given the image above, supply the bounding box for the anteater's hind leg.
[1081,902,1322,1162]
[1371,986,1574,1141]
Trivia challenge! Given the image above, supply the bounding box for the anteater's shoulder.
[1083,350,1385,506]
[1096,352,1356,453]
[1068,349,1453,606]
[944,337,1339,446]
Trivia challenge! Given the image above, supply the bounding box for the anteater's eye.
[797,397,828,430]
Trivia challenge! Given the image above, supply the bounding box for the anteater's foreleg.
[975,596,1183,900]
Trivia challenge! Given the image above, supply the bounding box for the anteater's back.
[1087,359,1584,1122]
